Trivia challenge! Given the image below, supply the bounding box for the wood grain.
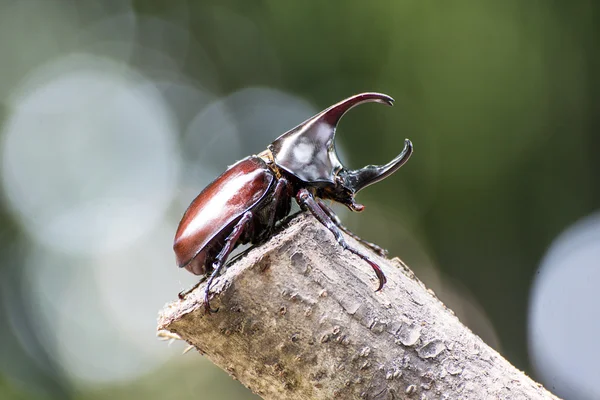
[158,213,559,400]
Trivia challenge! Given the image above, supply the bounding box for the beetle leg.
[178,275,207,300]
[316,199,388,257]
[204,211,253,313]
[296,189,387,291]
[259,177,290,241]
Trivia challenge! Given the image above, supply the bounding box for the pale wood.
[158,213,559,400]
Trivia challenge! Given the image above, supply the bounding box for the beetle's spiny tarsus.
[295,188,388,291]
[178,275,207,300]
[316,199,389,257]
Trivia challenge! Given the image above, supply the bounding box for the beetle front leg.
[296,189,387,291]
[204,211,253,313]
[316,199,388,257]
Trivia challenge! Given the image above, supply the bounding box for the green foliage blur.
[0,0,598,399]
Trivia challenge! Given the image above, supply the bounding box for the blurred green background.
[0,0,598,399]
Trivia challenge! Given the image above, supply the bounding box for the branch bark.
[158,213,559,400]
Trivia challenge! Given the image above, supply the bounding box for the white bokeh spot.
[1,54,180,256]
[529,212,600,400]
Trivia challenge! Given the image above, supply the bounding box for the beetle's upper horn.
[344,139,413,193]
[318,92,394,126]
[269,93,395,183]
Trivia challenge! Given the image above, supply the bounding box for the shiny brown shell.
[173,157,274,274]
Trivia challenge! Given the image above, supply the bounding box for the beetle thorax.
[256,148,283,180]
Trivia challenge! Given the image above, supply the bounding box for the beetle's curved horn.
[344,139,413,193]
[269,93,394,183]
[318,92,394,126]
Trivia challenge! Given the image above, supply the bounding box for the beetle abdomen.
[174,157,274,273]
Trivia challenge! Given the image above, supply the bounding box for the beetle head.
[269,92,413,210]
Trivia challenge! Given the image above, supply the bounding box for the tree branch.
[157,213,559,400]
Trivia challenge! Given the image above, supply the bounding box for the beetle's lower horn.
[345,139,413,193]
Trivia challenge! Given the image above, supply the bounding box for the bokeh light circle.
[529,212,600,400]
[1,54,180,256]
[178,87,317,210]
[20,220,195,385]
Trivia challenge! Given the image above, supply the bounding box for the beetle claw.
[364,242,388,257]
[368,258,387,291]
[205,305,220,314]
[204,296,219,314]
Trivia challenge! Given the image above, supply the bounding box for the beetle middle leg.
[204,211,253,313]
[316,199,388,257]
[296,189,387,291]
[257,177,290,242]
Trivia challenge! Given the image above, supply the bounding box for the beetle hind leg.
[178,275,207,300]
[296,189,387,291]
[316,199,388,257]
[204,211,253,313]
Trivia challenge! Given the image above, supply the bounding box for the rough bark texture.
[158,213,559,400]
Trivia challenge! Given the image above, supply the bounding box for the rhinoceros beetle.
[174,92,413,313]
